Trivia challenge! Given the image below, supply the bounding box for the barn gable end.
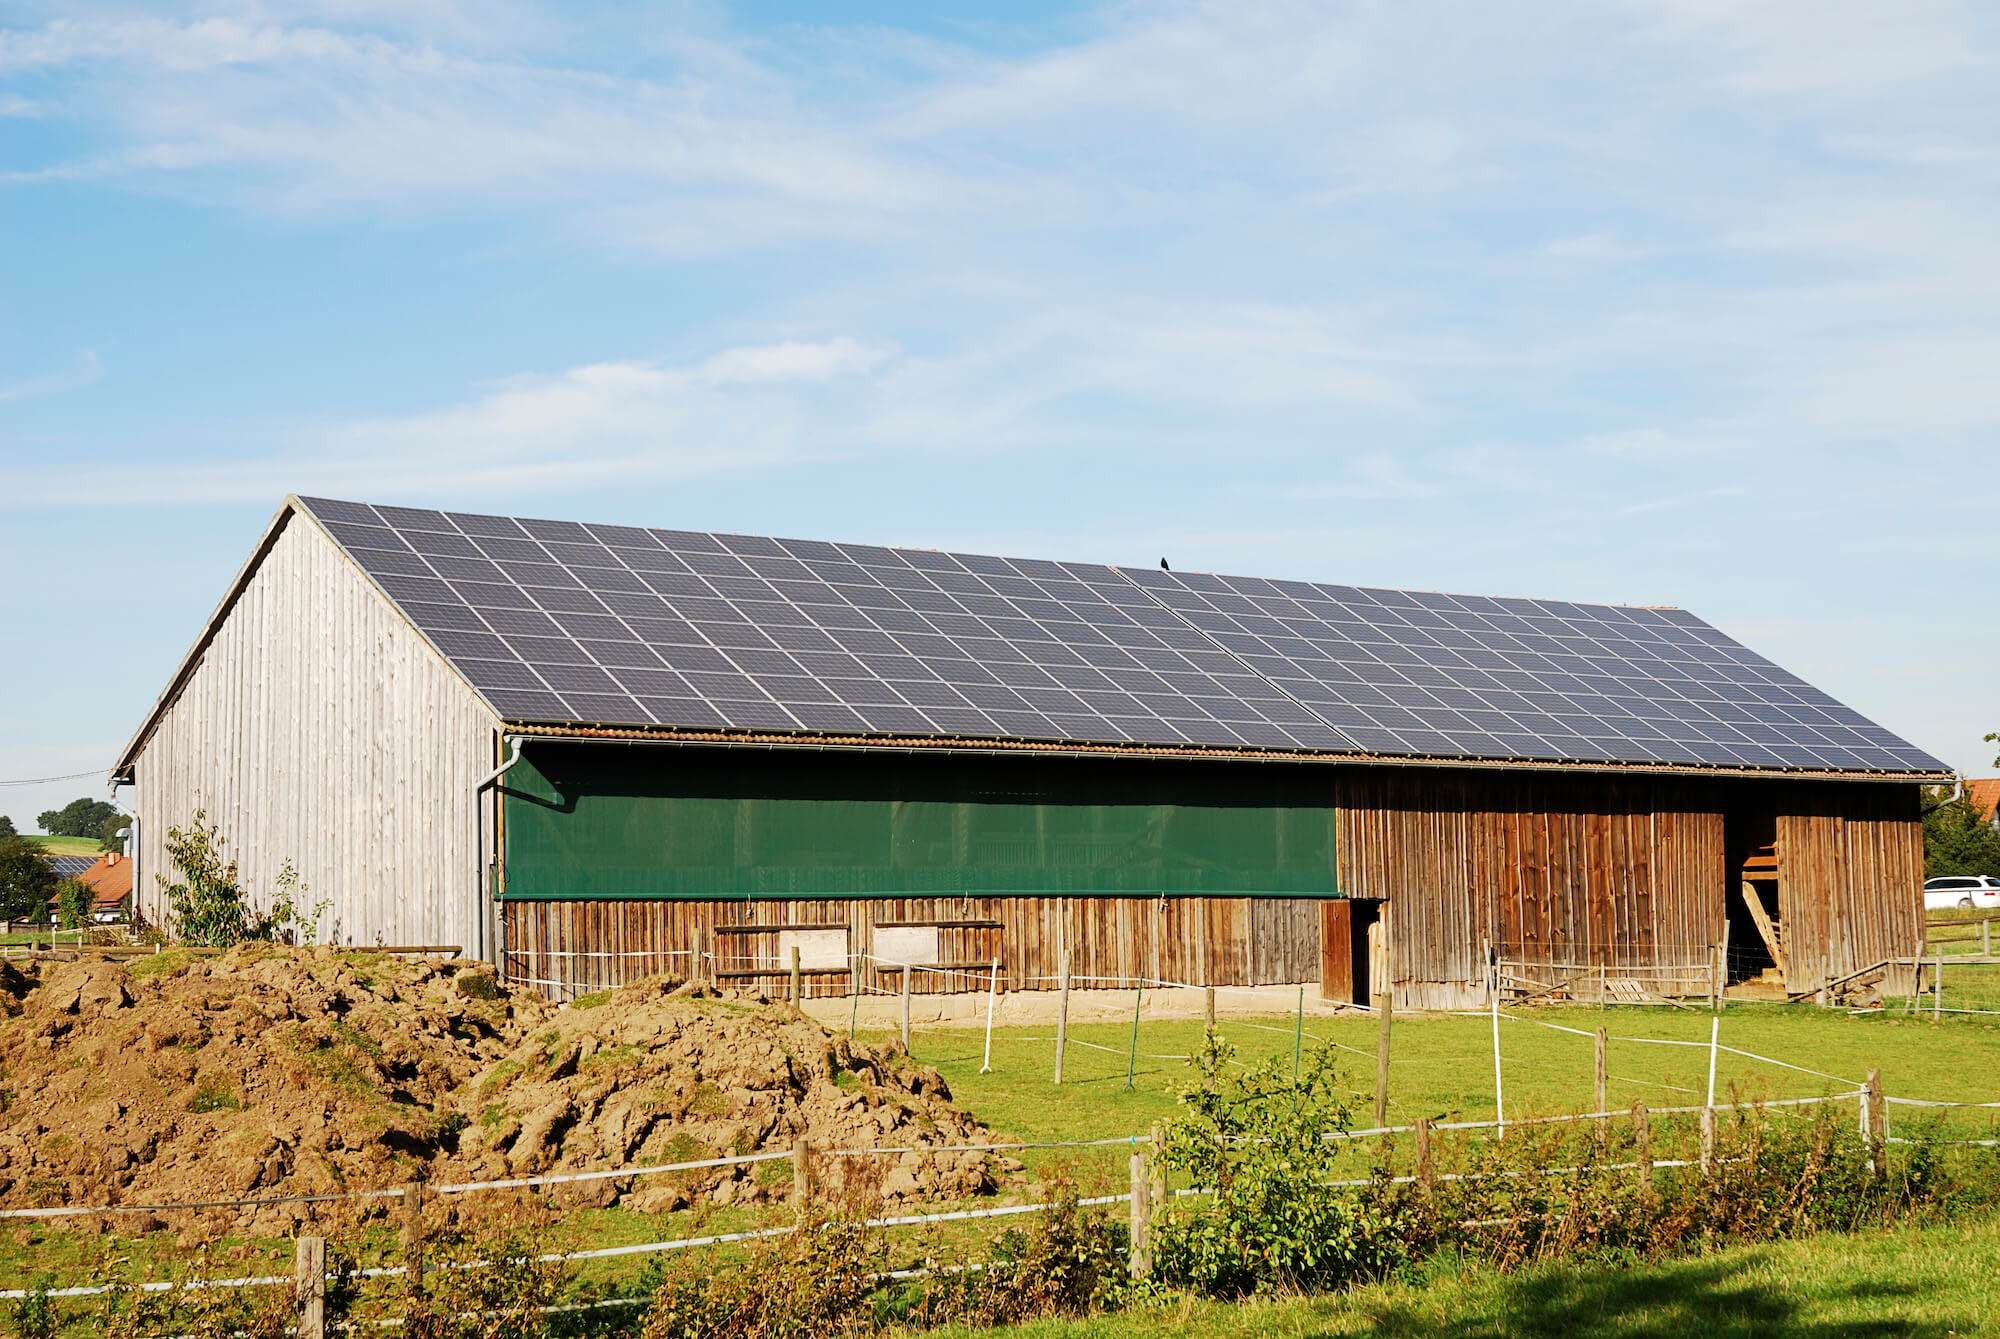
[120,504,499,952]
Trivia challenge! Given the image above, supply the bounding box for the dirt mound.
[0,949,1012,1231]
[448,977,1011,1213]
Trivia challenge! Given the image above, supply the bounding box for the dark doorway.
[1321,898,1384,1004]
[1724,879,1778,985]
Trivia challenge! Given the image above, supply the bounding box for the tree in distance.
[36,796,123,845]
[0,836,57,922]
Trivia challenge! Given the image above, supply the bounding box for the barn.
[112,496,1950,1009]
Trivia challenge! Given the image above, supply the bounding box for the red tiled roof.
[1968,778,2000,826]
[60,852,133,911]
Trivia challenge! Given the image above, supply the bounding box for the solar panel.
[297,497,1948,776]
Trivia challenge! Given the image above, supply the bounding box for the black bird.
[1159,558,1170,571]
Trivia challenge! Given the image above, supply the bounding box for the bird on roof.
[1159,558,1170,571]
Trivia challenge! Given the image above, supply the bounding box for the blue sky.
[2,1,1997,829]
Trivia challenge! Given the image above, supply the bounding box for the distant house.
[50,851,134,924]
[1968,778,2000,828]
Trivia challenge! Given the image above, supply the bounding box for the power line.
[0,767,111,787]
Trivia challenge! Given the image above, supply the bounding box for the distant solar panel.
[46,854,97,878]
[296,497,1947,776]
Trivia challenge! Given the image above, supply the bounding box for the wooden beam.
[1740,880,1789,979]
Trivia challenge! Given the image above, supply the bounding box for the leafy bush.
[54,877,94,930]
[886,1170,1128,1329]
[1151,1035,1412,1296]
[157,811,326,946]
[1150,1044,1965,1303]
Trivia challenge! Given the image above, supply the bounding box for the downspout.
[474,736,526,967]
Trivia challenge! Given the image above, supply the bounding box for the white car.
[1923,875,2000,910]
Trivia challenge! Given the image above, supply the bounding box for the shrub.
[157,811,326,946]
[887,1169,1127,1330]
[54,877,94,930]
[1151,1035,1413,1297]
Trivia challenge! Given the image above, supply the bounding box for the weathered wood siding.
[502,895,1325,1000]
[1777,783,1924,998]
[131,513,498,952]
[1335,772,1727,1010]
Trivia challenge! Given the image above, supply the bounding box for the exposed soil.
[0,948,1014,1232]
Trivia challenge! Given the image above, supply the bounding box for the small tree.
[156,811,323,946]
[0,836,58,922]
[54,878,94,931]
[0,815,15,839]
[37,797,121,840]
[1922,786,2000,877]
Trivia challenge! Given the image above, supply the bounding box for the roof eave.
[496,718,1953,786]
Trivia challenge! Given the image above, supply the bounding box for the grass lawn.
[927,1216,2000,1337]
[18,835,105,857]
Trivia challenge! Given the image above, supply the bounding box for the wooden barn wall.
[1333,772,1727,1011]
[1776,782,1924,999]
[131,514,498,954]
[502,895,1324,1000]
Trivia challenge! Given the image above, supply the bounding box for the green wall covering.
[500,745,1339,901]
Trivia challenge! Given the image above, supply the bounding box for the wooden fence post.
[401,1178,429,1300]
[1374,992,1393,1127]
[294,1235,326,1339]
[1594,1026,1609,1154]
[793,1138,815,1223]
[1204,985,1215,1037]
[1128,1143,1152,1280]
[789,946,802,1011]
[1934,951,1943,1021]
[1699,1105,1717,1176]
[1632,1101,1651,1197]
[899,967,911,1051]
[1414,1117,1434,1191]
[1054,951,1070,1085]
[1984,920,1992,959]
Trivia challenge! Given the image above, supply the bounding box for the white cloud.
[0,338,892,507]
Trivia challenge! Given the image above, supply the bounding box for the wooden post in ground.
[1594,1026,1609,1113]
[1594,1025,1610,1154]
[1863,1069,1885,1179]
[1934,951,1943,1021]
[401,1178,429,1300]
[1631,1101,1652,1197]
[789,946,802,1011]
[1128,1144,1152,1281]
[294,1236,326,1339]
[1985,920,1992,959]
[1699,1105,1717,1176]
[899,967,911,1051]
[1054,950,1070,1085]
[1204,985,1215,1038]
[1374,992,1393,1127]
[793,1139,814,1223]
[1414,1117,1434,1191]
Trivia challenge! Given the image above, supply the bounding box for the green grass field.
[18,835,105,857]
[929,1216,2000,1337]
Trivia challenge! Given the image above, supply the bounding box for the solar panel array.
[297,497,1946,776]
